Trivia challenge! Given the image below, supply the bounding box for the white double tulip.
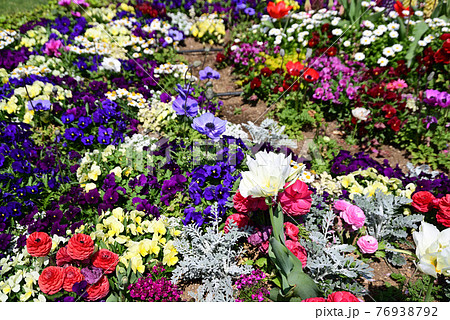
[413,222,450,278]
[239,151,292,198]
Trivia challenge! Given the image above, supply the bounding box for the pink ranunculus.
[233,191,252,213]
[334,200,352,212]
[279,180,313,216]
[284,222,299,241]
[43,39,63,57]
[340,205,365,231]
[224,213,250,233]
[285,240,307,268]
[412,191,435,213]
[357,235,378,254]
[327,291,360,302]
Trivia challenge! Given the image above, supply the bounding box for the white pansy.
[377,57,388,66]
[343,40,351,47]
[239,151,292,198]
[408,36,415,41]
[374,29,384,36]
[424,35,435,43]
[389,11,399,19]
[418,40,427,47]
[364,21,375,30]
[388,22,399,30]
[101,57,121,73]
[361,1,370,6]
[362,30,373,37]
[355,52,365,61]
[413,222,450,278]
[352,107,371,121]
[378,25,388,32]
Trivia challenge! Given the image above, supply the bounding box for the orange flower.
[267,1,292,19]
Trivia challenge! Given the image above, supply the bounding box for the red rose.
[284,222,299,241]
[267,1,292,19]
[56,246,73,266]
[250,77,261,90]
[38,266,65,295]
[437,194,450,227]
[224,213,250,233]
[86,275,110,301]
[279,180,313,216]
[327,291,360,302]
[67,233,94,260]
[92,249,119,274]
[63,266,84,292]
[303,68,319,82]
[302,297,327,302]
[412,191,435,213]
[285,240,307,268]
[26,232,52,257]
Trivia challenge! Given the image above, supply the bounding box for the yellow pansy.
[103,216,124,237]
[130,255,145,274]
[85,183,97,193]
[109,166,122,178]
[112,207,124,222]
[340,174,355,188]
[88,163,101,181]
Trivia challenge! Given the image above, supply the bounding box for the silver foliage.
[171,204,252,302]
[243,118,297,149]
[300,195,374,296]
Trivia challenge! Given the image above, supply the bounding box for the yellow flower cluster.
[260,50,305,71]
[275,0,300,10]
[17,26,51,50]
[337,168,416,200]
[138,99,176,134]
[0,79,70,124]
[84,6,117,23]
[190,13,226,44]
[90,209,182,274]
[105,88,148,109]
[310,171,343,198]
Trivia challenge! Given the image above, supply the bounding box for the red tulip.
[267,1,292,19]
[394,1,413,18]
[303,68,319,82]
[286,61,304,77]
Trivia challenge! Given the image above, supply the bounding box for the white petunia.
[377,57,388,66]
[101,57,121,73]
[355,52,365,61]
[418,40,427,47]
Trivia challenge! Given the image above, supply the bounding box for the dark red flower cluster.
[137,1,166,18]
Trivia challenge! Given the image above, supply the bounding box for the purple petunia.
[191,112,227,141]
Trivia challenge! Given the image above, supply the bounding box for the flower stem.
[424,279,434,302]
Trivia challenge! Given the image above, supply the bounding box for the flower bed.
[0,0,449,303]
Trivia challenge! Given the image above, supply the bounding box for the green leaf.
[106,294,118,302]
[375,250,386,258]
[405,22,429,67]
[255,257,267,268]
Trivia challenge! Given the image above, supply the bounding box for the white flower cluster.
[105,88,148,109]
[154,62,197,81]
[119,133,157,152]
[223,122,249,142]
[0,29,17,50]
[77,145,120,186]
[138,98,176,133]
[8,65,52,79]
[167,11,193,35]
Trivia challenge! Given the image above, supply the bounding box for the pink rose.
[279,180,313,216]
[327,291,360,302]
[284,222,299,241]
[224,213,249,233]
[334,200,352,212]
[357,235,378,254]
[340,205,365,231]
[286,240,307,268]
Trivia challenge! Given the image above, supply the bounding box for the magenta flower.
[43,39,63,57]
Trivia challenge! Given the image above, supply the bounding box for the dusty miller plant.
[300,195,373,296]
[171,203,252,301]
[243,118,297,149]
[352,190,423,266]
